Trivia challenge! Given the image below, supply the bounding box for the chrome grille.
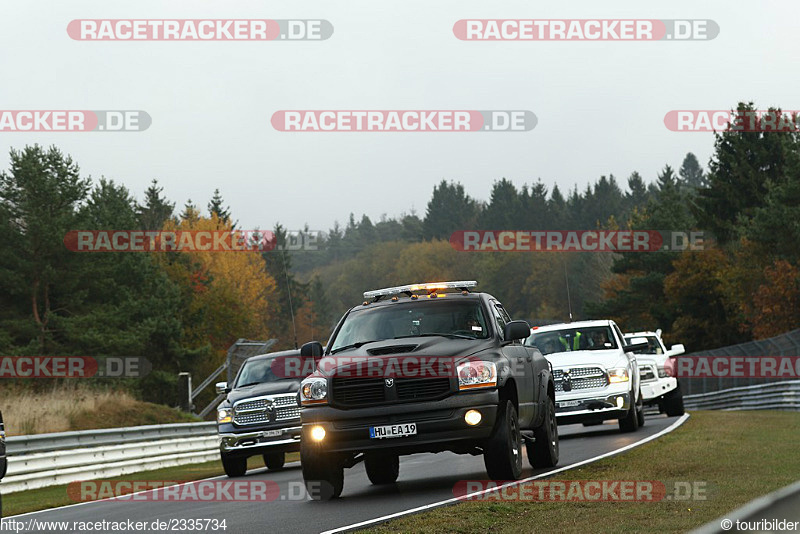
[639,364,657,382]
[233,394,299,425]
[553,367,609,392]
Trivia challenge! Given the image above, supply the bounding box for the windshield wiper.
[237,382,263,388]
[330,340,381,354]
[393,333,475,340]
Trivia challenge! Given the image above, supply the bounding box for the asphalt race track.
[8,415,686,534]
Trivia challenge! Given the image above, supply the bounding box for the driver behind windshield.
[460,312,484,337]
[589,329,610,348]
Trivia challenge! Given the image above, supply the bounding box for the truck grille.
[233,394,299,425]
[331,377,451,407]
[553,367,609,392]
[638,364,657,382]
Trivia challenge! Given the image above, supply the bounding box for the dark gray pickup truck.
[215,350,309,477]
[298,281,559,500]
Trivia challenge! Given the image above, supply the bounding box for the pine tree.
[137,179,175,231]
[423,180,479,239]
[678,152,707,191]
[207,189,231,224]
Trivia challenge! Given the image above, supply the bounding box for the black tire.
[637,391,646,428]
[364,452,400,485]
[618,388,641,433]
[663,383,685,416]
[484,400,523,480]
[528,395,559,468]
[263,452,285,470]
[301,439,344,500]
[221,454,247,477]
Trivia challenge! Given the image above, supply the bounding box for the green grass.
[362,411,800,534]
[3,452,300,517]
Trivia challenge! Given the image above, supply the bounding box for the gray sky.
[2,0,798,231]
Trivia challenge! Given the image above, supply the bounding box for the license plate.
[261,429,282,438]
[559,400,581,408]
[370,423,417,439]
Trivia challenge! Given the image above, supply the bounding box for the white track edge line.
[321,413,691,534]
[2,461,301,520]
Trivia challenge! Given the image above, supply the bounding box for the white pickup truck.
[526,320,648,433]
[623,330,685,417]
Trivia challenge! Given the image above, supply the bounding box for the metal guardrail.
[1,422,219,494]
[683,380,800,411]
[682,328,800,396]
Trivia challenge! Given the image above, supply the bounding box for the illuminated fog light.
[616,396,624,408]
[465,409,482,426]
[311,426,326,441]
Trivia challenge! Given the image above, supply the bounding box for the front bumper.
[641,377,678,403]
[554,387,631,425]
[301,390,499,455]
[219,425,301,458]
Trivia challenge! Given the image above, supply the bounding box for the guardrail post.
[178,372,193,412]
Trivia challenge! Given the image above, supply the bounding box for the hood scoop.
[367,344,418,355]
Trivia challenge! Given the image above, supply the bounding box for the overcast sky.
[2,1,798,231]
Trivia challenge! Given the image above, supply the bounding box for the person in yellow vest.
[559,331,582,351]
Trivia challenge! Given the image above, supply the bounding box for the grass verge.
[363,411,800,534]
[3,452,300,517]
[0,383,200,436]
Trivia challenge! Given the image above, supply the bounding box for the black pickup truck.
[298,281,558,499]
[215,350,309,477]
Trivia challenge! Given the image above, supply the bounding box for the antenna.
[280,244,299,350]
[564,257,573,322]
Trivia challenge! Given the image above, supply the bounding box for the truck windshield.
[235,358,295,387]
[330,299,490,352]
[526,326,617,355]
[623,335,663,354]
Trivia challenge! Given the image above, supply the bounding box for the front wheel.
[221,454,247,477]
[636,391,646,427]
[663,383,685,416]
[484,400,523,480]
[364,452,400,484]
[528,395,559,468]
[618,389,642,433]
[301,440,344,500]
[263,452,285,470]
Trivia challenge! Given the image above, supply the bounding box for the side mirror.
[668,344,685,357]
[215,381,229,394]
[300,341,324,360]
[623,341,650,354]
[504,320,532,342]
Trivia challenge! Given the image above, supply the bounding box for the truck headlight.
[657,365,667,378]
[608,367,630,383]
[300,377,328,405]
[217,408,232,424]
[458,361,497,390]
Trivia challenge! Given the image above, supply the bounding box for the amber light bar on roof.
[363,281,478,299]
